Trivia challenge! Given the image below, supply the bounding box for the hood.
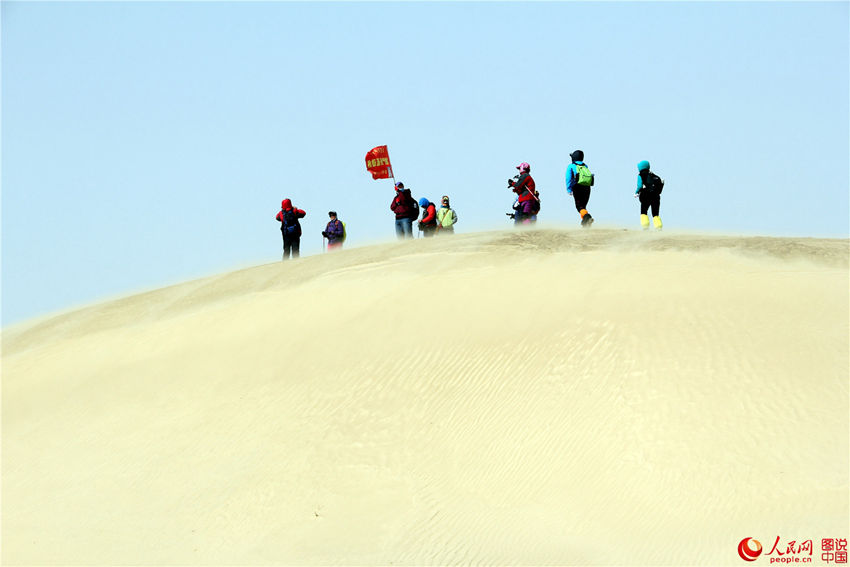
[638,160,651,172]
[570,150,584,162]
[281,198,292,210]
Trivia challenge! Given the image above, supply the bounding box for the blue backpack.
[281,209,299,236]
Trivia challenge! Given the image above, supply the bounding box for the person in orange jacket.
[417,198,438,237]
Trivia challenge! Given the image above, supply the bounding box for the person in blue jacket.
[322,211,345,249]
[565,150,594,227]
[635,160,664,230]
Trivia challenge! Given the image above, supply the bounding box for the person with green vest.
[436,195,458,233]
[635,160,664,230]
[565,150,595,227]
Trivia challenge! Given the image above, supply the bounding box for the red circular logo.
[738,538,763,561]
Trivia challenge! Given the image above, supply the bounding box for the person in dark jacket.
[635,160,663,230]
[565,150,594,227]
[417,198,438,237]
[275,198,306,260]
[322,211,345,249]
[509,162,538,224]
[390,181,416,239]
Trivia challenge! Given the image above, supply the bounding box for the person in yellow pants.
[635,160,664,230]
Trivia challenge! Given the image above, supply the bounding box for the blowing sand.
[2,228,848,565]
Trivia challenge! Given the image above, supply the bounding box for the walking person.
[322,211,346,250]
[390,182,417,239]
[417,198,438,237]
[565,150,595,227]
[436,195,458,233]
[636,160,664,230]
[275,198,306,260]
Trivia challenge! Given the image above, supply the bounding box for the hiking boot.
[581,214,594,228]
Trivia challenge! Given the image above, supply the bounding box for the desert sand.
[2,228,848,565]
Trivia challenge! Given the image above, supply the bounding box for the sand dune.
[3,228,848,565]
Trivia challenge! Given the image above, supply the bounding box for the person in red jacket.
[508,162,538,224]
[275,198,306,260]
[390,182,416,239]
[417,198,438,237]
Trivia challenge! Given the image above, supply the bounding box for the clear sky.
[2,1,848,326]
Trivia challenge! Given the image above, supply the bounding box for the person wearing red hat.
[275,198,306,259]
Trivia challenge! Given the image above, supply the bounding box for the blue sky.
[2,1,848,326]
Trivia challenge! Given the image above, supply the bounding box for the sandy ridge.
[2,228,848,565]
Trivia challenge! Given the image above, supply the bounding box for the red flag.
[365,145,393,180]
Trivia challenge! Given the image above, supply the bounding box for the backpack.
[341,221,347,242]
[645,172,665,194]
[407,198,420,221]
[281,209,299,236]
[576,164,594,187]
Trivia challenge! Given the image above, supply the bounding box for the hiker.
[418,198,438,237]
[275,198,306,260]
[322,210,345,249]
[565,150,595,227]
[636,160,664,230]
[390,181,417,239]
[436,195,458,233]
[508,162,538,224]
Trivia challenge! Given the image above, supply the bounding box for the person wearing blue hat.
[417,197,438,237]
[635,160,664,230]
[390,182,417,239]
